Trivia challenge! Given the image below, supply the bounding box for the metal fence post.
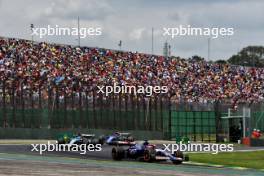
[99,94,103,129]
[85,92,89,129]
[30,88,33,128]
[193,112,196,141]
[160,96,163,131]
[149,97,152,131]
[3,80,6,128]
[136,96,140,130]
[12,81,16,128]
[113,94,116,129]
[118,93,122,130]
[48,87,52,129]
[214,100,221,143]
[21,82,25,128]
[143,97,147,130]
[63,89,67,128]
[154,96,158,131]
[92,90,97,128]
[168,97,172,140]
[201,111,204,142]
[38,84,42,128]
[131,94,135,130]
[125,94,128,129]
[71,91,74,129]
[55,86,59,128]
[79,91,83,128]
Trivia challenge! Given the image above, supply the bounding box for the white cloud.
[0,0,263,60]
[40,0,113,21]
[129,28,146,40]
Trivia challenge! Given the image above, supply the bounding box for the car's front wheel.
[112,146,125,160]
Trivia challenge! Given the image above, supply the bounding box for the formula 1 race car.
[57,133,103,145]
[111,141,189,164]
[101,132,135,145]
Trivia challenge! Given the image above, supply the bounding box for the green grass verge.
[189,151,264,169]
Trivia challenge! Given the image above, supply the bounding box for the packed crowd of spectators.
[0,37,264,106]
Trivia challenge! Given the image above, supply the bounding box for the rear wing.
[119,133,131,136]
[81,134,95,137]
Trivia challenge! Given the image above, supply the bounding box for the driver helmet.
[143,140,149,146]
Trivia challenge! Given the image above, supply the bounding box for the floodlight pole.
[118,40,122,50]
[30,24,34,44]
[168,93,176,140]
[168,97,172,140]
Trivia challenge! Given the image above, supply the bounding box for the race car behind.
[57,133,103,145]
[101,132,135,145]
[111,141,189,164]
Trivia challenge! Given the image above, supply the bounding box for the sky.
[0,0,263,60]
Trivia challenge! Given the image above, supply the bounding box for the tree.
[215,59,227,64]
[228,46,264,67]
[189,55,205,62]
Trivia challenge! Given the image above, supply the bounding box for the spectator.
[0,36,264,107]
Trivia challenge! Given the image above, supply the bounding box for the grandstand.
[0,36,264,141]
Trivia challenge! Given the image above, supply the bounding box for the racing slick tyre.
[173,151,183,164]
[112,146,125,160]
[143,148,156,162]
[174,150,183,158]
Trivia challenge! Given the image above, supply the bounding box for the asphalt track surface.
[0,144,264,176]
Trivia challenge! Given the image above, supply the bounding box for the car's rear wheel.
[173,151,183,164]
[174,151,183,158]
[112,146,125,160]
[143,149,155,162]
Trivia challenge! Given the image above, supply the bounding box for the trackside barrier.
[1,80,263,141]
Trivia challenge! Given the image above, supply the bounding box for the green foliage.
[228,46,264,67]
[215,59,227,64]
[189,55,205,62]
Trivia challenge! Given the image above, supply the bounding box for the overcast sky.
[0,0,263,60]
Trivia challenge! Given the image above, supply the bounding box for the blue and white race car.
[111,141,189,164]
[101,132,135,145]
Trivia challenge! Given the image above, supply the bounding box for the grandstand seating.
[0,37,263,107]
